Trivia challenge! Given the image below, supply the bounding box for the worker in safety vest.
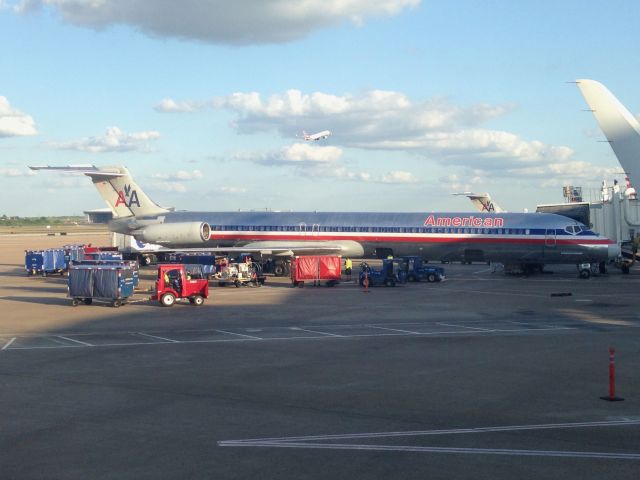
[344,258,352,280]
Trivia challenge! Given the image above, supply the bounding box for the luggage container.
[291,255,341,287]
[68,263,136,307]
[42,248,67,276]
[25,250,44,275]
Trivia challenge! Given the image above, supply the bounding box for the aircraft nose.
[608,243,621,260]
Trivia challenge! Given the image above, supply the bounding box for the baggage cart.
[68,263,136,307]
[291,256,341,287]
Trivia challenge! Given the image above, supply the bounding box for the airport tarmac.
[1,233,640,479]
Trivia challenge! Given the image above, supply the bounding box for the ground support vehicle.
[290,255,341,287]
[401,256,445,282]
[68,263,137,307]
[154,264,209,307]
[358,259,400,287]
[213,261,266,287]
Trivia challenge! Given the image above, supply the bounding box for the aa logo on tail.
[115,184,141,208]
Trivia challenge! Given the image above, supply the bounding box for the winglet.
[576,79,640,187]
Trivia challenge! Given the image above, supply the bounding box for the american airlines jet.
[302,130,332,141]
[30,165,619,274]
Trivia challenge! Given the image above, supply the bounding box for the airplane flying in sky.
[302,130,332,141]
[29,165,620,273]
[576,79,640,189]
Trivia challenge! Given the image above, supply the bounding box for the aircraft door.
[545,229,557,247]
[298,222,307,238]
[311,224,320,237]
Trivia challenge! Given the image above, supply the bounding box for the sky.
[1,0,640,216]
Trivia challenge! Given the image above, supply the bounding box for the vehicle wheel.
[71,298,79,307]
[192,295,204,306]
[384,279,394,287]
[160,292,176,307]
[407,274,417,282]
[234,280,240,288]
[112,299,122,308]
[83,298,93,305]
[274,264,285,276]
[427,273,436,283]
[579,269,590,279]
[621,264,630,274]
[599,262,606,274]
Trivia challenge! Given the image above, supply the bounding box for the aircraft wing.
[154,240,362,257]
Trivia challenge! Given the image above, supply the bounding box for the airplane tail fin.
[28,165,170,218]
[454,192,503,213]
[576,79,640,186]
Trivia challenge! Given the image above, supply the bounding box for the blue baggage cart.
[68,264,136,307]
[25,250,44,275]
[42,248,67,276]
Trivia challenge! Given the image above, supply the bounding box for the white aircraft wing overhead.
[576,79,640,188]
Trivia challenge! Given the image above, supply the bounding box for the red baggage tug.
[154,264,209,307]
[291,256,342,288]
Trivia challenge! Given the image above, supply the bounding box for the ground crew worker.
[344,258,352,280]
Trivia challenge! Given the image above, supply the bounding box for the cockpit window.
[565,225,583,235]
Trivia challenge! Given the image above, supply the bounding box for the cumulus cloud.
[49,126,160,153]
[266,143,342,165]
[154,98,204,113]
[14,0,420,45]
[149,169,203,194]
[0,167,37,177]
[206,88,602,182]
[152,169,203,181]
[0,96,38,137]
[380,170,418,184]
[151,181,187,193]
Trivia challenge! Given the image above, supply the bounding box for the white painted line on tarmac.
[438,322,492,332]
[220,441,640,460]
[220,419,640,460]
[135,332,179,343]
[291,327,344,337]
[2,337,16,350]
[366,325,421,335]
[57,335,93,346]
[215,329,262,340]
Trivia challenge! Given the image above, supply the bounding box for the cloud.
[149,169,203,194]
[208,88,603,183]
[379,170,418,184]
[0,96,38,137]
[154,98,204,113]
[49,126,160,153]
[210,89,512,139]
[215,186,247,194]
[151,181,187,193]
[266,143,342,165]
[14,0,420,45]
[0,167,37,177]
[232,142,373,181]
[152,169,203,181]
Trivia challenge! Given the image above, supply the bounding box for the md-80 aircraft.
[30,165,620,274]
